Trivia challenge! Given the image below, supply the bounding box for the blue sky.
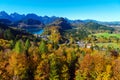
[0,0,120,21]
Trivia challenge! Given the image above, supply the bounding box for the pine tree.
[14,40,24,53]
[75,70,86,80]
[25,39,31,51]
[49,54,60,80]
[4,29,14,40]
[39,40,48,54]
[10,40,15,49]
[60,64,70,80]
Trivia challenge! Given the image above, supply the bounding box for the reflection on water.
[25,28,44,35]
[32,29,44,35]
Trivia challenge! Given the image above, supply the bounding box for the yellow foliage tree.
[8,53,29,80]
[34,59,49,80]
[48,26,61,44]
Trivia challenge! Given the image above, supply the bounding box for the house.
[76,41,85,48]
[86,44,91,48]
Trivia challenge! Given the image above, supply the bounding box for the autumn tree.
[0,53,10,80]
[49,26,61,44]
[8,53,29,80]
[49,54,60,80]
[65,48,77,79]
[111,58,120,80]
[34,59,49,80]
[60,63,70,80]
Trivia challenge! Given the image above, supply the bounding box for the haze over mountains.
[0,11,60,24]
[0,11,120,27]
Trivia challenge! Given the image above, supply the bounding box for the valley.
[0,11,120,80]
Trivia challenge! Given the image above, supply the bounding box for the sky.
[0,0,120,21]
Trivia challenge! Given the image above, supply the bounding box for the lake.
[25,28,44,35]
[32,29,44,35]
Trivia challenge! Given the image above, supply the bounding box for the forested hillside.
[0,0,120,79]
[0,21,120,80]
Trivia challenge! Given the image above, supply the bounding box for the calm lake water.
[25,28,44,35]
[32,29,44,34]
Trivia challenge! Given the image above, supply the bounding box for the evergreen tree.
[60,64,70,80]
[0,29,3,38]
[75,70,86,80]
[14,40,24,53]
[25,39,31,51]
[49,54,60,80]
[4,29,14,40]
[10,40,15,49]
[53,43,59,50]
[39,40,48,54]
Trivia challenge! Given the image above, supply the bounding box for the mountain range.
[0,11,60,24]
[0,11,120,27]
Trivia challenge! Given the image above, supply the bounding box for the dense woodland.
[0,17,120,80]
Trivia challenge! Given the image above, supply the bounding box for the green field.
[92,33,120,38]
[89,33,120,49]
[96,43,120,49]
